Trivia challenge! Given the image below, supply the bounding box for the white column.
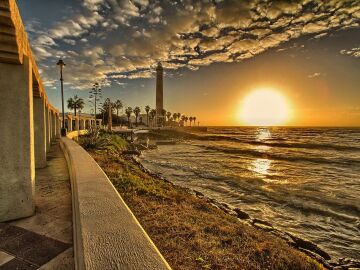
[45,106,51,152]
[51,111,56,141]
[79,119,85,130]
[0,57,35,222]
[33,97,47,168]
[68,117,73,132]
[57,117,61,137]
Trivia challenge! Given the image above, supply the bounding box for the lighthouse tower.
[156,62,164,126]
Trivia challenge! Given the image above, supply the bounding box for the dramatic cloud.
[26,0,360,90]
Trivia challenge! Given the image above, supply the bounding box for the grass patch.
[81,134,325,270]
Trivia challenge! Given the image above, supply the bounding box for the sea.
[139,127,360,261]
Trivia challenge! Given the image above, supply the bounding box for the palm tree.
[114,100,123,125]
[193,116,197,126]
[133,106,141,127]
[180,115,186,126]
[166,111,172,122]
[177,113,181,122]
[172,112,177,122]
[125,107,133,127]
[145,105,150,126]
[67,95,85,116]
[189,117,193,126]
[150,109,156,127]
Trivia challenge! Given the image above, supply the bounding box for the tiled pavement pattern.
[0,142,74,270]
[0,223,70,269]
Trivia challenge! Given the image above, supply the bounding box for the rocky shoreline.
[126,152,360,270]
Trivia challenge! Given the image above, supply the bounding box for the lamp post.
[57,59,66,136]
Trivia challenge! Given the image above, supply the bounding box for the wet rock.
[271,229,294,243]
[208,198,217,204]
[219,202,230,209]
[233,208,250,220]
[289,235,331,260]
[227,210,238,217]
[194,190,204,198]
[252,218,273,227]
[298,248,332,269]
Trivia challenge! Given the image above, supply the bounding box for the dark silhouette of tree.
[172,112,178,122]
[150,109,156,127]
[125,107,133,127]
[133,106,141,127]
[181,115,186,126]
[114,100,123,125]
[166,111,172,122]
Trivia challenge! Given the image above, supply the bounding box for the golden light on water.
[240,88,291,126]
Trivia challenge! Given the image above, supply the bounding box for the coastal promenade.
[0,142,73,269]
[0,1,171,269]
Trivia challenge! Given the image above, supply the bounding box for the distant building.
[155,62,165,126]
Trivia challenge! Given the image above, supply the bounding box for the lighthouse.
[156,62,164,126]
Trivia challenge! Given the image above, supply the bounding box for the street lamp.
[56,59,66,136]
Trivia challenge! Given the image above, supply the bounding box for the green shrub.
[79,131,128,154]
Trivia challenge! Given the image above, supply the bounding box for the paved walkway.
[0,141,74,269]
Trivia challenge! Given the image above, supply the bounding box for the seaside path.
[0,141,74,269]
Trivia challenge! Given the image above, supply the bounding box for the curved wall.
[60,137,171,270]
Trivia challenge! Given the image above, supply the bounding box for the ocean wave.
[200,135,360,152]
[197,144,360,166]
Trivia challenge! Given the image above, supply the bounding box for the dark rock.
[233,208,250,220]
[297,248,332,269]
[289,235,331,260]
[194,190,204,198]
[219,202,230,209]
[252,218,273,227]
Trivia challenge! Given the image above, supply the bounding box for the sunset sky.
[18,0,360,126]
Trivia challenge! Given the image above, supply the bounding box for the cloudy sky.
[18,0,360,126]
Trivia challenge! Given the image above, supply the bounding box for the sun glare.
[240,88,290,126]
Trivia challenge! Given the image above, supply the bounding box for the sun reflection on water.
[256,128,271,141]
[251,128,272,178]
[253,158,271,176]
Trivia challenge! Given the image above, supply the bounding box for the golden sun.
[240,88,290,126]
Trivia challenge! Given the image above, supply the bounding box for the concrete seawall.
[60,137,171,270]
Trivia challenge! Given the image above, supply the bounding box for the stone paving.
[0,141,74,269]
